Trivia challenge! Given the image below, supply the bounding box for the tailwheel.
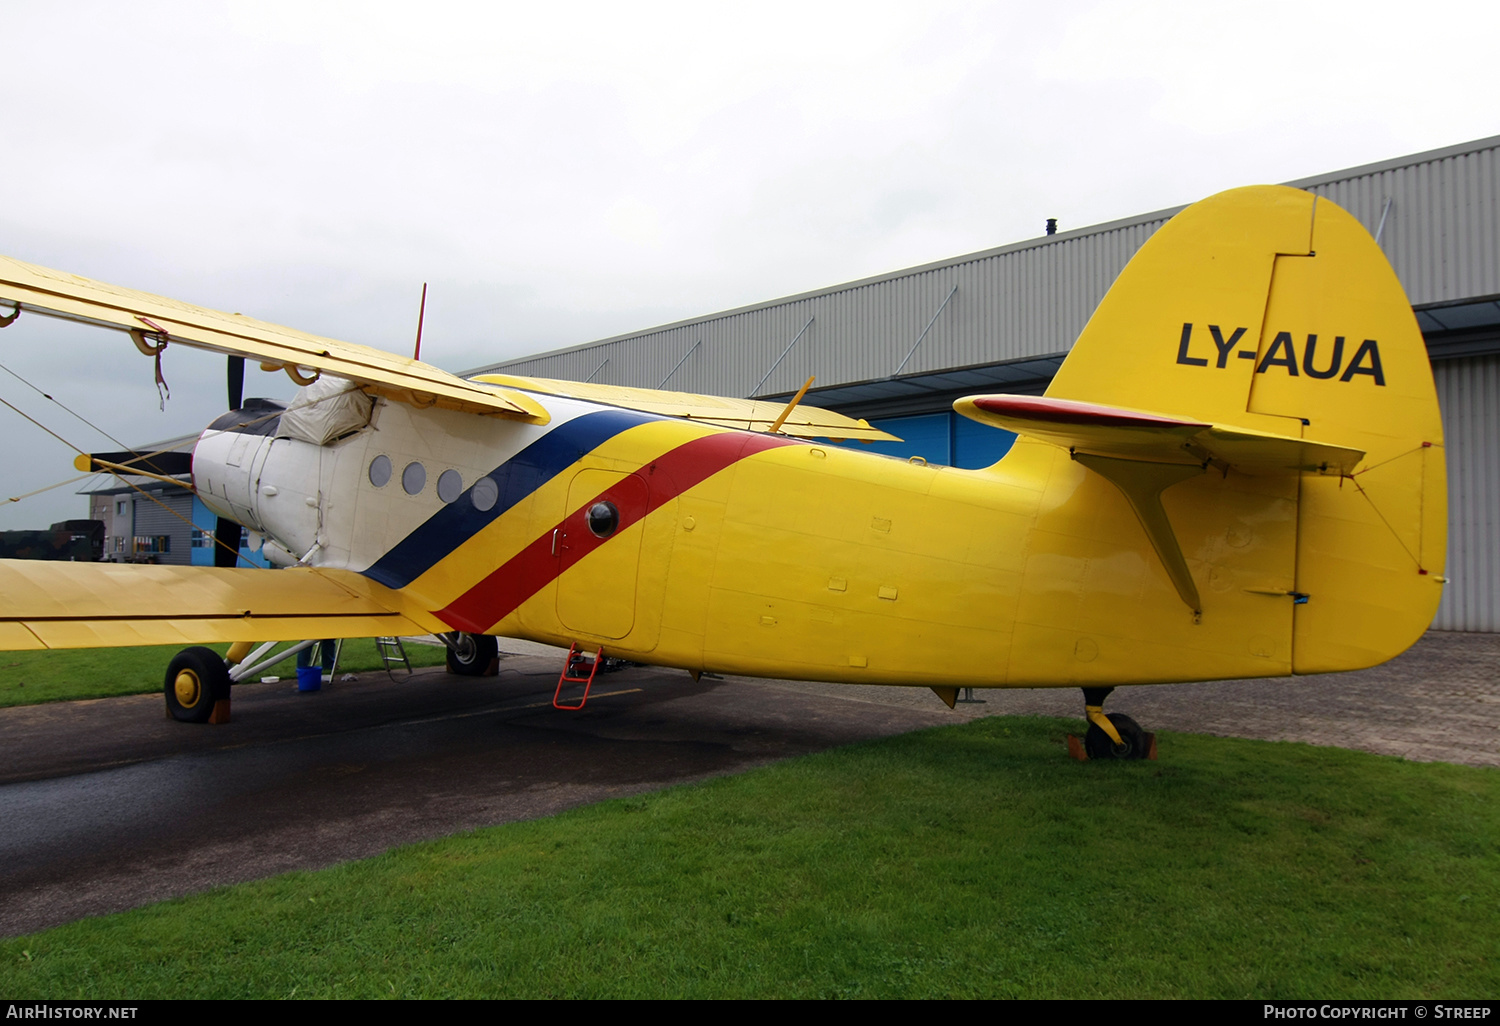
[1084,712,1147,760]
[1068,686,1156,761]
[165,646,232,724]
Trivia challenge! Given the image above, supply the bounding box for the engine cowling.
[193,399,325,566]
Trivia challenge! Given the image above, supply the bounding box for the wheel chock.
[208,698,232,725]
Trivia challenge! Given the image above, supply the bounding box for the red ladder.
[554,643,603,710]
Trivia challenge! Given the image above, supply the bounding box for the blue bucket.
[296,666,322,692]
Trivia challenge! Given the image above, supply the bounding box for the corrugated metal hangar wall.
[474,137,1500,632]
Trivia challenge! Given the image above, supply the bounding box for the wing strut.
[768,376,815,434]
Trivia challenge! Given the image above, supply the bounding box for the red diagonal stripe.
[435,430,798,633]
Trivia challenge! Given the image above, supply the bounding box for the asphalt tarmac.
[0,632,1493,938]
[0,644,960,938]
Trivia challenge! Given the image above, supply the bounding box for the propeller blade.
[80,450,193,477]
[227,355,245,411]
[218,357,250,569]
[212,516,243,568]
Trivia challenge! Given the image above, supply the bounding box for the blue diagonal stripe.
[362,408,656,590]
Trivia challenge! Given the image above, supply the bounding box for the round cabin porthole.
[368,454,392,487]
[586,501,619,538]
[402,461,426,495]
[471,476,499,512]
[437,469,463,504]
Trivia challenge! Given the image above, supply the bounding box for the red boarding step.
[554,643,604,710]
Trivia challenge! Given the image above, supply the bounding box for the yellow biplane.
[0,186,1446,758]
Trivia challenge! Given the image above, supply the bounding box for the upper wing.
[955,394,1364,474]
[475,373,901,443]
[0,560,448,650]
[0,255,546,420]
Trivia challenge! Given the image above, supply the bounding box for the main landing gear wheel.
[164,646,231,723]
[1084,712,1147,760]
[445,632,498,676]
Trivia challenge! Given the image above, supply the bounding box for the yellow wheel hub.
[174,669,202,708]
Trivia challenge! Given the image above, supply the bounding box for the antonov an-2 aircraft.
[0,186,1446,759]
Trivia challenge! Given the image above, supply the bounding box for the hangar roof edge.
[465,134,1500,377]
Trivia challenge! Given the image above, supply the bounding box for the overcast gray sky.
[1,0,1496,529]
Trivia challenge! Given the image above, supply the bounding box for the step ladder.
[554,643,603,710]
[375,636,412,678]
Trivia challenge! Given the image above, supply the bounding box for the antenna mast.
[413,283,428,361]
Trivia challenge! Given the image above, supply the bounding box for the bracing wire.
[0,360,131,451]
[4,473,95,505]
[0,392,88,455]
[2,377,365,565]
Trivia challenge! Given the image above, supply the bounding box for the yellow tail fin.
[1045,186,1445,673]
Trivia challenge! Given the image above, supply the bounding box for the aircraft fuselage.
[195,391,1301,690]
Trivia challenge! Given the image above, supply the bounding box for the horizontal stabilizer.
[954,395,1364,475]
[0,255,546,420]
[476,373,902,443]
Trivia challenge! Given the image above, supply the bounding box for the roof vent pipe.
[1045,218,1058,236]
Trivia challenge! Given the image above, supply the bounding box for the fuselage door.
[556,469,649,640]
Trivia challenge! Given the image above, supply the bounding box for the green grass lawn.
[0,640,451,708]
[0,716,1494,999]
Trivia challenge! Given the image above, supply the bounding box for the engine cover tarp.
[276,376,373,446]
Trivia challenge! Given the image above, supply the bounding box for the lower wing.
[0,560,446,650]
